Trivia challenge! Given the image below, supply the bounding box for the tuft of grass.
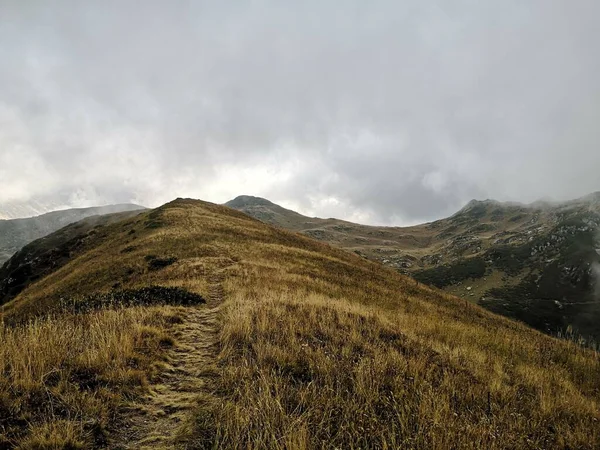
[17,420,87,450]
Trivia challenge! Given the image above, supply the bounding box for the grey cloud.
[0,0,599,224]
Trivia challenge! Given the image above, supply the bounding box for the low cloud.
[1,1,599,224]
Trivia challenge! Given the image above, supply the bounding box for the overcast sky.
[1,0,599,225]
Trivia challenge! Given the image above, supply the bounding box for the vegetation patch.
[413,257,487,288]
[61,286,205,314]
[145,254,178,270]
[485,243,532,275]
[480,218,600,339]
[469,223,496,233]
[489,208,506,221]
[481,263,600,340]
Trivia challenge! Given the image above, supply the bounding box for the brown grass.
[0,306,180,448]
[1,199,599,449]
[189,275,600,449]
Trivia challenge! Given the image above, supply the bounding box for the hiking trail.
[109,267,228,449]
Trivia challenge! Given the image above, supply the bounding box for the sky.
[0,0,599,225]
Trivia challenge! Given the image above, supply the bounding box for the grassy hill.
[0,204,146,264]
[0,198,599,448]
[226,194,600,341]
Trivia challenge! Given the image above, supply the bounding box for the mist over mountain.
[0,199,67,221]
[0,188,146,220]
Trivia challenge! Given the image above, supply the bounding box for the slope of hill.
[226,194,600,341]
[0,204,146,264]
[0,198,598,448]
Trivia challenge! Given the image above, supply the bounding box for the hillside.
[226,194,600,341]
[0,198,598,448]
[0,204,146,264]
[0,209,147,305]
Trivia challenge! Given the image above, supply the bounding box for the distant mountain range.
[226,193,600,341]
[0,204,146,264]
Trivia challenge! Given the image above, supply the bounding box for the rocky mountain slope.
[0,204,145,264]
[226,194,600,341]
[1,198,597,448]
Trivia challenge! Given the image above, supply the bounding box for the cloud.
[1,0,599,224]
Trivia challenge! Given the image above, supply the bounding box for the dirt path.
[109,306,219,449]
[109,268,228,449]
[207,270,226,306]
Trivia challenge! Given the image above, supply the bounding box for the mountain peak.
[465,198,499,207]
[455,198,501,215]
[225,195,276,208]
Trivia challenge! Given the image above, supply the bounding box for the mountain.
[224,195,310,229]
[1,198,598,448]
[226,194,600,341]
[0,204,146,264]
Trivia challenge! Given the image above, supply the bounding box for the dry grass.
[1,199,599,449]
[0,306,180,448]
[190,280,600,449]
